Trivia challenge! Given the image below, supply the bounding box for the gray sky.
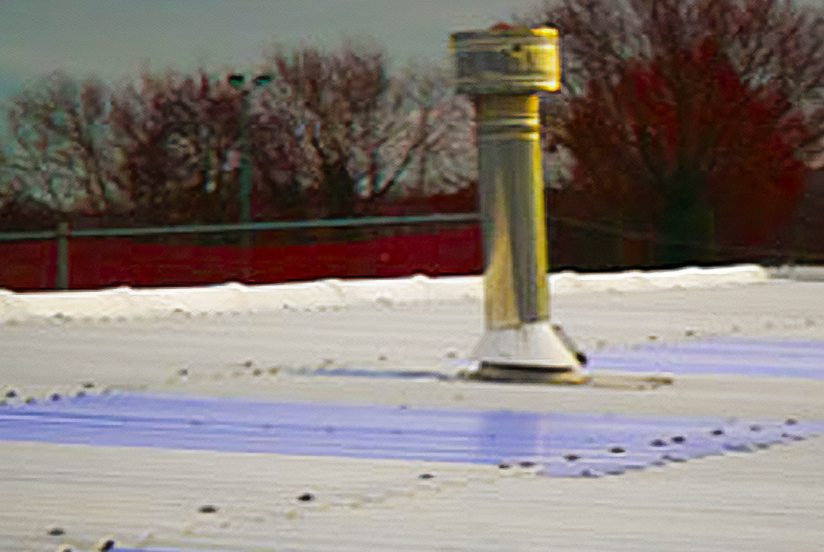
[0,0,543,96]
[1,0,820,99]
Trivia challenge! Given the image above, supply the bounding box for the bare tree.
[516,0,824,264]
[1,71,124,220]
[249,73,326,218]
[110,70,244,224]
[521,0,824,160]
[264,43,383,216]
[265,44,476,216]
[364,63,476,199]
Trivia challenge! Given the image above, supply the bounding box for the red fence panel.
[0,225,483,291]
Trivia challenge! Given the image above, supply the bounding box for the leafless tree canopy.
[515,0,824,263]
[109,71,246,224]
[1,43,477,227]
[520,0,824,160]
[1,71,125,218]
[262,45,475,217]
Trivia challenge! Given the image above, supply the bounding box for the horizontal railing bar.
[0,213,480,242]
[0,230,59,242]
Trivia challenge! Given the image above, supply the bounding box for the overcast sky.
[2,0,821,101]
[0,0,544,99]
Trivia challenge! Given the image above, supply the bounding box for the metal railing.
[0,211,816,290]
[0,213,480,242]
[0,213,481,289]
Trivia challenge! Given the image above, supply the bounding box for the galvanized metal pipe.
[477,94,549,330]
[451,25,585,382]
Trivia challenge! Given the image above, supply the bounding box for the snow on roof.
[0,264,768,324]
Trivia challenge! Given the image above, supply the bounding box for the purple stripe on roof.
[587,337,824,379]
[0,391,819,478]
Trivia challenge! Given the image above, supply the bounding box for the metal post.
[451,24,586,383]
[238,91,253,227]
[229,73,271,281]
[237,91,254,280]
[56,220,70,290]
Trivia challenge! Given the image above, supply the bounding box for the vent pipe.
[450,25,587,383]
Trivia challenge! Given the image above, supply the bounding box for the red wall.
[0,225,483,291]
